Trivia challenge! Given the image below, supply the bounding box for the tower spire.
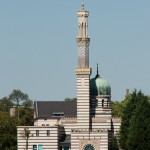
[82,0,84,10]
[96,64,100,78]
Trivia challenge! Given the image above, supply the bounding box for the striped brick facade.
[17,126,59,150]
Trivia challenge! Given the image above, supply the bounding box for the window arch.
[83,144,95,150]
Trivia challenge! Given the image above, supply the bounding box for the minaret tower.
[75,1,91,129]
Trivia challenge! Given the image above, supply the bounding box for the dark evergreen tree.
[127,96,150,150]
[119,90,150,150]
[111,136,119,150]
[119,90,144,149]
[111,101,123,117]
[0,112,17,150]
[0,97,14,112]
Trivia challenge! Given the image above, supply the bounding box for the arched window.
[83,144,95,150]
[81,22,84,37]
[107,100,109,107]
[85,23,86,37]
[102,99,104,108]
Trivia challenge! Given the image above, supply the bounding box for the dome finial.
[96,64,100,78]
[82,0,84,10]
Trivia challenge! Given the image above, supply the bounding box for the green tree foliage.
[9,89,29,121]
[0,112,17,150]
[9,89,29,105]
[19,107,34,126]
[111,136,119,150]
[0,97,14,112]
[64,98,77,101]
[23,99,33,108]
[0,89,34,149]
[111,101,123,117]
[127,96,150,149]
[119,90,150,150]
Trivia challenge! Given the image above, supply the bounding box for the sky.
[0,0,150,101]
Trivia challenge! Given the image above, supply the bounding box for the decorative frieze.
[71,128,109,133]
[92,117,111,123]
[75,68,91,75]
[61,117,77,123]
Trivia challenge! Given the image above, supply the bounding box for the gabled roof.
[34,101,77,119]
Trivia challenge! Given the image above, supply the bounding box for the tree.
[64,98,77,101]
[23,99,33,108]
[0,112,17,150]
[127,96,150,150]
[0,97,14,112]
[111,101,123,117]
[9,90,29,121]
[19,107,34,126]
[20,128,31,150]
[111,136,119,150]
[119,90,149,149]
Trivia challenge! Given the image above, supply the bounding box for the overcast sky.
[0,0,150,101]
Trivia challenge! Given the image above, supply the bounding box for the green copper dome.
[90,71,111,97]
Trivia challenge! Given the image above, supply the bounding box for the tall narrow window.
[102,99,104,108]
[38,144,43,150]
[64,146,69,150]
[107,100,109,108]
[33,145,37,150]
[85,23,86,37]
[81,22,84,37]
[47,130,50,136]
[36,130,39,136]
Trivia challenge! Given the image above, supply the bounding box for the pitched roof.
[34,101,77,119]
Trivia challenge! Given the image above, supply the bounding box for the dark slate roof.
[34,101,77,119]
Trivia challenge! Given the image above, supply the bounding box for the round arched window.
[83,144,95,150]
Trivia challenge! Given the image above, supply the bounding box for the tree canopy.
[0,112,17,150]
[0,89,34,149]
[111,101,123,117]
[119,90,150,150]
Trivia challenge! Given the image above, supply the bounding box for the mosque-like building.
[17,2,121,150]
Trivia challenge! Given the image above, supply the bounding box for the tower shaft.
[75,3,91,129]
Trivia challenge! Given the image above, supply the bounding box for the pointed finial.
[96,64,100,78]
[97,64,99,75]
[82,0,84,10]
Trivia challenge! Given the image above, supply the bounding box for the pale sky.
[0,0,150,101]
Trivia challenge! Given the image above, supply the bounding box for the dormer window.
[51,112,64,117]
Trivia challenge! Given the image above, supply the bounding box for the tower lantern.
[76,2,90,68]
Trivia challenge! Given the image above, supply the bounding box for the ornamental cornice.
[77,38,90,43]
[75,68,91,75]
[92,117,111,123]
[61,117,77,123]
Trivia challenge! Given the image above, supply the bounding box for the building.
[17,2,121,150]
